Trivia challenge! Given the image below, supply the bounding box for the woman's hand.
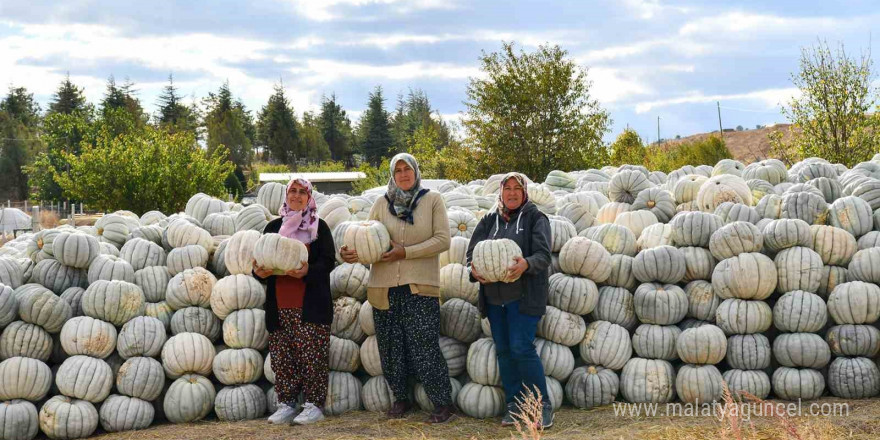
[470,264,489,284]
[506,256,529,281]
[340,245,359,264]
[252,259,273,279]
[286,262,309,279]
[380,241,406,263]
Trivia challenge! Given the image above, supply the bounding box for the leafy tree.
[359,86,393,167]
[463,42,611,180]
[609,129,646,166]
[774,40,880,166]
[319,94,354,165]
[1,86,41,129]
[204,82,255,187]
[48,74,91,116]
[156,74,199,136]
[55,123,233,214]
[301,111,331,163]
[256,82,301,168]
[25,110,94,201]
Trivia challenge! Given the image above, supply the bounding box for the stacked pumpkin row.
[4,155,880,437]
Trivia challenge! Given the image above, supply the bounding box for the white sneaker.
[292,402,325,425]
[268,403,300,424]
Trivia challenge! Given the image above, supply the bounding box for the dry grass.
[89,397,880,440]
[662,124,800,162]
[40,210,60,229]
[512,388,545,440]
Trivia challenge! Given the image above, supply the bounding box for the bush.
[55,123,234,214]
[646,135,732,173]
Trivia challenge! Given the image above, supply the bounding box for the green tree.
[156,74,199,136]
[48,74,91,116]
[609,128,646,166]
[319,94,354,165]
[463,42,611,180]
[256,82,301,168]
[301,111,331,163]
[55,123,233,214]
[100,76,147,129]
[0,112,33,199]
[391,89,450,153]
[25,110,94,201]
[1,86,41,129]
[646,135,732,173]
[204,82,255,189]
[775,40,880,166]
[359,86,393,167]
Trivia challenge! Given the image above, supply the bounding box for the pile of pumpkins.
[2,155,880,439]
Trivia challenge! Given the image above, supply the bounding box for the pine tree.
[256,82,301,168]
[0,86,41,129]
[391,89,449,152]
[156,74,199,136]
[301,111,331,162]
[204,82,255,188]
[319,93,354,164]
[100,76,148,132]
[0,112,31,200]
[359,86,393,167]
[48,74,90,116]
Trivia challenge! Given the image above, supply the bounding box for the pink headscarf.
[278,177,319,244]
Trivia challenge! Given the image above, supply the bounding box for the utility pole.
[657,116,661,144]
[717,101,724,140]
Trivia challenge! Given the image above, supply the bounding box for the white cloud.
[589,67,652,104]
[577,37,711,63]
[634,87,800,113]
[290,59,481,84]
[620,0,691,20]
[678,12,866,39]
[287,0,457,22]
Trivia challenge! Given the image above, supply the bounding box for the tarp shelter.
[0,208,31,232]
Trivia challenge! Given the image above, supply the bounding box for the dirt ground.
[92,397,880,440]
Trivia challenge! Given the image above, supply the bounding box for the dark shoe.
[540,402,554,429]
[500,403,517,427]
[386,400,412,419]
[428,405,457,424]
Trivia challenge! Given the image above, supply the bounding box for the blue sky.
[0,0,877,142]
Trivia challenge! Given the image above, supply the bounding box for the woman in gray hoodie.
[466,172,553,428]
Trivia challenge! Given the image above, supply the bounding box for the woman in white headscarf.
[341,153,455,423]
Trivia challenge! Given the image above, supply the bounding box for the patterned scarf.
[496,172,529,222]
[278,177,319,244]
[386,153,426,224]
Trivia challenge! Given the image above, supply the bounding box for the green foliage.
[100,76,148,129]
[300,160,347,172]
[48,74,91,116]
[391,89,450,154]
[204,82,255,171]
[156,74,199,137]
[351,158,390,195]
[359,86,393,167]
[320,94,354,165]
[645,136,732,173]
[0,112,34,199]
[609,129,646,166]
[779,40,880,166]
[224,171,244,199]
[256,83,301,167]
[1,86,41,129]
[301,111,331,163]
[55,123,234,214]
[463,42,611,180]
[25,110,94,201]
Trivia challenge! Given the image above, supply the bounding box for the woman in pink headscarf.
[253,177,334,426]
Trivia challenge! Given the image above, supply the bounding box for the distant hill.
[659,124,799,163]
